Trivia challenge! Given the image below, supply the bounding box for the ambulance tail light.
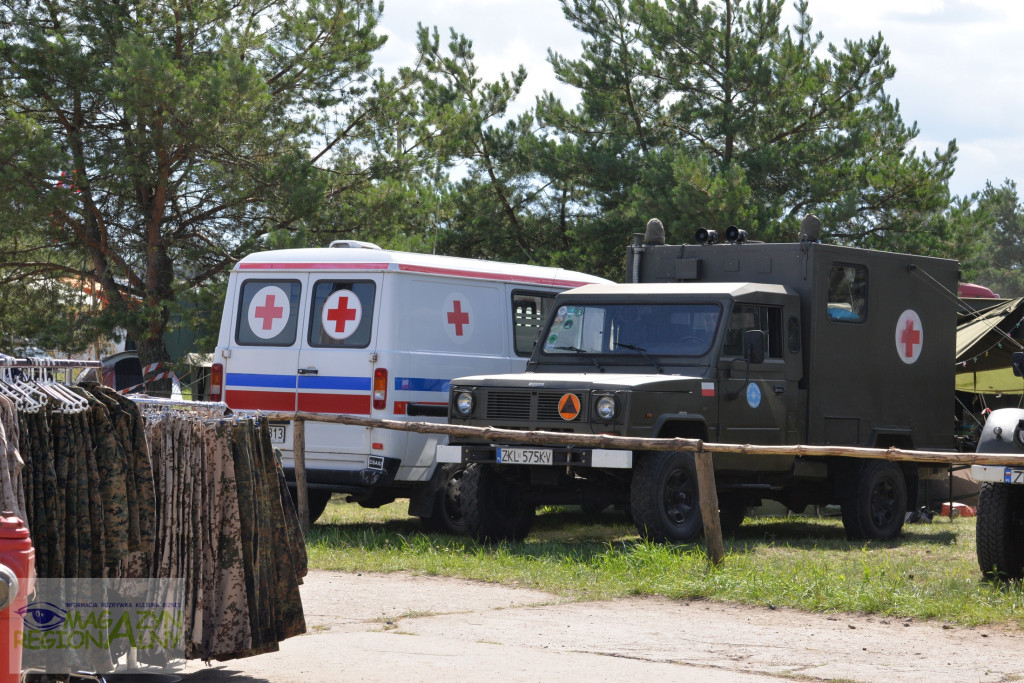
[210,363,224,402]
[373,368,388,410]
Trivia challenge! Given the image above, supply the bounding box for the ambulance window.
[236,280,301,346]
[723,304,783,359]
[512,291,556,355]
[309,280,376,348]
[827,264,868,322]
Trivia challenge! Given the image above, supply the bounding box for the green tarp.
[956,297,1024,394]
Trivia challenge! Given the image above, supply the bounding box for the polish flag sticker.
[701,382,715,397]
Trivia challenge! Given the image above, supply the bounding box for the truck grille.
[484,390,585,422]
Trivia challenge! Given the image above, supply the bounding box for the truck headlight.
[595,395,616,420]
[455,391,474,416]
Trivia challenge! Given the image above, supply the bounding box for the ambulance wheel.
[460,464,535,543]
[976,482,1024,579]
[630,451,703,543]
[290,487,332,524]
[840,460,906,541]
[420,465,467,535]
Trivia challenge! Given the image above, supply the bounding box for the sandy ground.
[168,570,1024,683]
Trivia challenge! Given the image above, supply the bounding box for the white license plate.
[268,423,287,444]
[1005,468,1024,484]
[497,447,553,465]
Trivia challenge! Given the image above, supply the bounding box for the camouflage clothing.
[144,411,305,661]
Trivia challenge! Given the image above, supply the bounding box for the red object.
[372,369,388,410]
[958,282,998,298]
[941,502,976,518]
[210,362,224,402]
[0,514,36,682]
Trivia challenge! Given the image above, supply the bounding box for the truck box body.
[628,240,959,450]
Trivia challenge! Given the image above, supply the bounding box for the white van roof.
[235,247,611,288]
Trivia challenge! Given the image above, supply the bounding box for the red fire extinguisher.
[0,513,35,683]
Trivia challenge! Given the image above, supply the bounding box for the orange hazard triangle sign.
[558,393,581,420]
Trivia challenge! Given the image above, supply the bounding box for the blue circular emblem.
[746,382,762,409]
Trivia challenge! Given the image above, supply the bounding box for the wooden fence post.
[695,447,725,567]
[293,418,309,534]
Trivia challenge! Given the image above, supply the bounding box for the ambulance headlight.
[595,395,617,420]
[455,391,474,416]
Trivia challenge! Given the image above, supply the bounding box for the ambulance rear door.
[223,275,306,419]
[295,273,383,474]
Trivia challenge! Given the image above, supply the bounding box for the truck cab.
[438,217,959,543]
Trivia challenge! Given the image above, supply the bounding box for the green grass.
[305,498,1024,628]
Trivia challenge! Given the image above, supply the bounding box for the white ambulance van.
[212,241,609,529]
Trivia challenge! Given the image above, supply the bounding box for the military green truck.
[436,217,960,543]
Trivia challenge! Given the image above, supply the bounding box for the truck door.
[223,276,306,414]
[717,302,801,446]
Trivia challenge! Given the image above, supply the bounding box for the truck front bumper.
[972,465,1024,484]
[436,444,633,469]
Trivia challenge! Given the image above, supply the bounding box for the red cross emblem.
[327,295,358,333]
[247,285,291,339]
[900,319,920,357]
[254,294,283,330]
[447,300,470,336]
[321,290,362,340]
[895,310,923,364]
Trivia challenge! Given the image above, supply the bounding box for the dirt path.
[177,570,1024,682]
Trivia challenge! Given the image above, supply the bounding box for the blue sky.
[374,0,1023,200]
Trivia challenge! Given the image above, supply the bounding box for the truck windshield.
[542,303,720,357]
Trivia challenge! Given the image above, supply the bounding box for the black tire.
[976,482,1024,580]
[630,451,703,543]
[459,464,535,542]
[290,487,332,524]
[840,460,907,541]
[420,465,468,535]
[717,492,747,535]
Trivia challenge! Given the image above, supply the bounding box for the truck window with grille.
[512,291,556,356]
[723,304,784,359]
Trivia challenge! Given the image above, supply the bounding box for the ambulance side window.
[236,280,302,346]
[309,280,376,348]
[512,291,556,355]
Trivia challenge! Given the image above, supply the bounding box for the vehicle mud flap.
[976,482,1024,579]
[459,463,535,543]
[630,451,703,543]
[839,459,907,541]
[418,464,468,535]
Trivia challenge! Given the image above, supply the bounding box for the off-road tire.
[976,482,1024,580]
[290,487,332,525]
[459,464,535,543]
[420,465,467,535]
[840,460,907,541]
[630,451,703,543]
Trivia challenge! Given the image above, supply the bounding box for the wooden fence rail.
[261,410,1021,565]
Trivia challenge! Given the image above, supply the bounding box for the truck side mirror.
[1013,351,1024,377]
[743,329,765,365]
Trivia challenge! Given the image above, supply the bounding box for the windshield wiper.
[553,345,603,371]
[616,342,664,373]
